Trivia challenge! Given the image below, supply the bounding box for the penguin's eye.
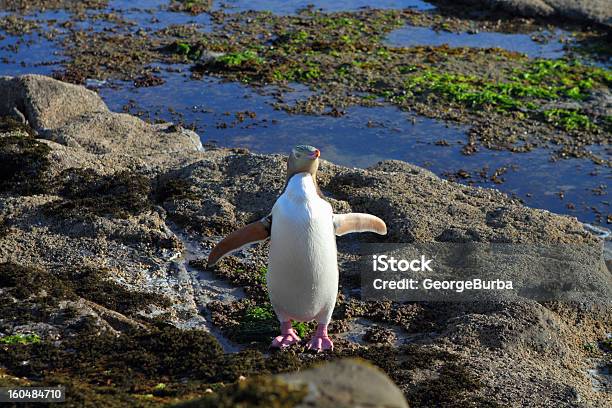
[295,153,302,158]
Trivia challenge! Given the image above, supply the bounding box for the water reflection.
[386,25,566,59]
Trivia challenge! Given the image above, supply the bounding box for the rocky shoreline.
[0,75,610,406]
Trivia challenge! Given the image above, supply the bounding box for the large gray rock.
[279,359,409,408]
[175,359,409,408]
[160,151,596,245]
[443,0,611,28]
[46,111,204,155]
[0,74,108,130]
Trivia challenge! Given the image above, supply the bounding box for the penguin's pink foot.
[270,322,301,349]
[271,330,300,348]
[306,335,333,352]
[306,323,333,352]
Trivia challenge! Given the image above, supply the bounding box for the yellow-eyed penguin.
[207,145,387,351]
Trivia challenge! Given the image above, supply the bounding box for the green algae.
[387,61,608,134]
[235,307,279,344]
[0,334,41,345]
[256,266,267,284]
[291,322,311,339]
[543,108,596,131]
[245,304,275,321]
[169,41,203,61]
[216,50,264,68]
[239,303,314,343]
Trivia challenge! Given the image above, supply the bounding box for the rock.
[369,159,435,177]
[198,50,226,63]
[0,75,203,158]
[176,359,409,408]
[0,74,108,130]
[436,0,612,28]
[46,112,204,155]
[165,151,595,245]
[583,88,612,119]
[279,359,409,408]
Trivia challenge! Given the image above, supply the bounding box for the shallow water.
[100,69,610,225]
[213,0,435,14]
[0,0,609,226]
[0,34,64,76]
[385,25,567,59]
[110,0,213,31]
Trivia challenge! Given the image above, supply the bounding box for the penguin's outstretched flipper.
[333,213,387,236]
[207,217,271,267]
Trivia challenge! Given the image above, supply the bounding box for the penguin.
[207,145,387,351]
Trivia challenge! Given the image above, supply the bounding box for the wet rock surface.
[0,75,610,406]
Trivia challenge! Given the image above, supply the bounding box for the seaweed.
[0,320,306,407]
[168,0,212,15]
[43,168,152,220]
[0,117,51,195]
[173,376,307,408]
[0,262,171,322]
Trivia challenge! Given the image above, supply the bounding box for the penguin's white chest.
[267,173,338,322]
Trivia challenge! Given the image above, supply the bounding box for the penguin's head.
[287,145,320,180]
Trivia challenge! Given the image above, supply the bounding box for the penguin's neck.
[285,172,319,202]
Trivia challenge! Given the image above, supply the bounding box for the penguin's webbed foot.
[306,335,333,352]
[270,329,301,349]
[306,323,333,352]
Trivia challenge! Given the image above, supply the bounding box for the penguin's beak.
[310,149,320,159]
